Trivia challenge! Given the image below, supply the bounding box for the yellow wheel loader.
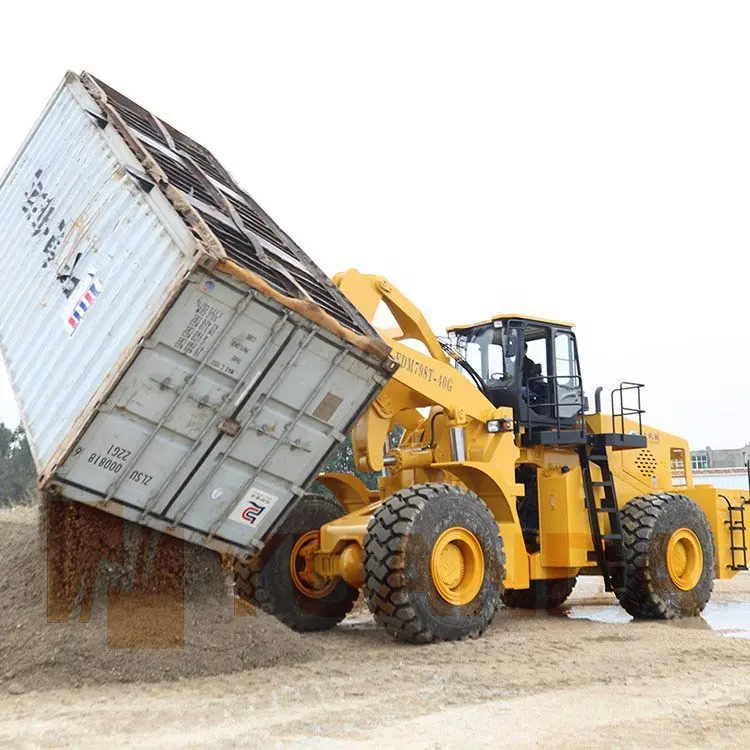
[236,270,748,642]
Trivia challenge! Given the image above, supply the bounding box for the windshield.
[454,324,518,387]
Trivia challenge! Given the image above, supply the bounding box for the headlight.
[486,418,512,433]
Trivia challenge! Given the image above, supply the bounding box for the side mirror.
[502,331,519,359]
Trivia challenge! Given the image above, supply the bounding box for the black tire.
[363,483,505,643]
[617,493,715,619]
[502,577,577,609]
[234,494,358,631]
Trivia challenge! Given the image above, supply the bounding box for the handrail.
[719,493,748,571]
[524,374,585,439]
[611,382,644,436]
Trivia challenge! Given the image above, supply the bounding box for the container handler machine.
[236,270,749,643]
[1,72,743,646]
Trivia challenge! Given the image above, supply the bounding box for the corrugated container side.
[0,74,213,475]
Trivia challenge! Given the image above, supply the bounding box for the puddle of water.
[564,601,750,638]
[342,597,750,638]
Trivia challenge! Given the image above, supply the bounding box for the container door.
[56,270,385,556]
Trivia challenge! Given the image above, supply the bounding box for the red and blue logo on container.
[64,272,102,335]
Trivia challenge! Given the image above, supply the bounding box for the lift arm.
[333,269,507,472]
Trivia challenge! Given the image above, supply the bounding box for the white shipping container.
[0,72,394,557]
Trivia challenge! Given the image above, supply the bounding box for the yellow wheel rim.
[290,531,337,599]
[666,528,703,591]
[430,527,485,605]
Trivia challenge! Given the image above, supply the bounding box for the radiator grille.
[633,449,658,479]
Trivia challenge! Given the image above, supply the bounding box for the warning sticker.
[228,487,279,527]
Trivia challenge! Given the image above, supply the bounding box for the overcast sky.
[0,2,748,449]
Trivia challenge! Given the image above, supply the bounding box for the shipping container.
[0,71,395,557]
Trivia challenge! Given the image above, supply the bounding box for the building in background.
[691,443,750,470]
[691,443,749,492]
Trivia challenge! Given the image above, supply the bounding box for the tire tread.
[364,483,504,643]
[617,492,714,619]
[234,494,357,631]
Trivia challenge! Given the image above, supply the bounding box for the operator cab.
[447,314,585,434]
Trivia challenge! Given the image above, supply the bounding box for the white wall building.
[692,468,750,492]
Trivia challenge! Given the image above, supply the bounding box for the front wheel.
[363,483,505,643]
[234,494,358,631]
[617,493,715,619]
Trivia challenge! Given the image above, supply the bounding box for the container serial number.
[88,452,122,473]
[107,444,131,460]
[86,446,152,486]
[128,471,153,487]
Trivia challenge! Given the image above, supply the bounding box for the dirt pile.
[0,502,314,692]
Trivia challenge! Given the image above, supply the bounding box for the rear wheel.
[363,483,505,643]
[502,577,577,610]
[617,493,714,619]
[234,494,358,631]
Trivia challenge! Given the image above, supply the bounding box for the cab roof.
[446,313,575,333]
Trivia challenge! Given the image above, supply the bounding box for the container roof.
[81,72,377,342]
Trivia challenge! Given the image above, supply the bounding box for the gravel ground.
[0,504,749,748]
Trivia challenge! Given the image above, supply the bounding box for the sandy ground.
[1,506,749,748]
[0,504,314,690]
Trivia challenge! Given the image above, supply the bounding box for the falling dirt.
[1,505,749,748]
[0,503,313,692]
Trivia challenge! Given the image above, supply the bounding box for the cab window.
[524,326,548,379]
[554,331,581,418]
[456,324,518,387]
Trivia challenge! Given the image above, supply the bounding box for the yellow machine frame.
[308,270,746,596]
